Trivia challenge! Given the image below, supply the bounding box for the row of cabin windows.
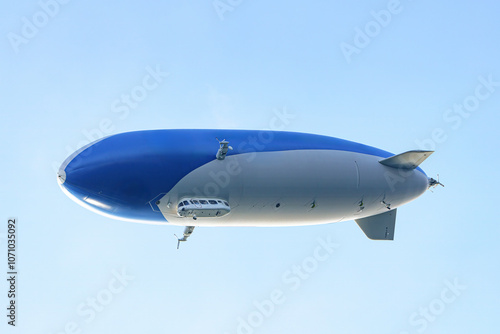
[178,199,229,208]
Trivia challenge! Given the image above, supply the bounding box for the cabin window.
[183,201,189,206]
[192,200,199,204]
[178,202,184,207]
[224,201,229,206]
[209,200,217,204]
[200,200,208,204]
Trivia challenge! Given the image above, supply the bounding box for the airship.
[57,129,442,248]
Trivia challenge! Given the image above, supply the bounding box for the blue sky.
[1,1,499,333]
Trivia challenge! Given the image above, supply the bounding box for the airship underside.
[57,129,440,244]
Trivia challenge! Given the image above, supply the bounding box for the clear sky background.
[1,1,499,333]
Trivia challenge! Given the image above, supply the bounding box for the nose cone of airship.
[57,138,117,212]
[56,133,171,222]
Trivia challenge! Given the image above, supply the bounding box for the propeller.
[429,174,444,190]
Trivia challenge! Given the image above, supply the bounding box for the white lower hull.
[157,150,428,227]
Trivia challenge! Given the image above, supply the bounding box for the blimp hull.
[57,129,432,233]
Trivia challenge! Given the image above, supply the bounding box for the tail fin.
[355,209,397,240]
[379,150,433,169]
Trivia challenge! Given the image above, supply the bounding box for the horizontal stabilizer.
[379,150,433,169]
[355,209,397,240]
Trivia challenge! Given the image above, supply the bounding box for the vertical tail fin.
[355,209,397,240]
